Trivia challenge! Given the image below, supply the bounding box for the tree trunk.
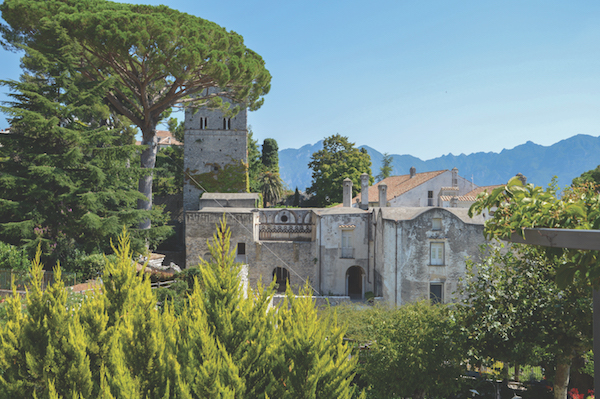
[138,129,158,230]
[554,361,571,399]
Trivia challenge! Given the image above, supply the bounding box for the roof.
[201,193,260,200]
[379,207,485,225]
[465,184,504,198]
[313,207,368,215]
[355,170,448,203]
[188,207,255,214]
[135,130,183,146]
[156,130,182,146]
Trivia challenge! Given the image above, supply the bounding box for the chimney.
[360,173,369,209]
[410,166,416,178]
[450,197,458,208]
[516,173,527,186]
[452,167,458,188]
[343,178,353,207]
[378,183,388,207]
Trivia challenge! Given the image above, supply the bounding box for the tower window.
[199,117,208,129]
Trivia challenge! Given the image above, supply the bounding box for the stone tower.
[183,95,248,211]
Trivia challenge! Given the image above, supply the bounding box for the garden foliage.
[331,301,464,399]
[307,134,373,207]
[458,244,593,399]
[0,222,361,399]
[0,24,171,265]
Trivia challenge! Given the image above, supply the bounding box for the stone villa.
[183,104,490,305]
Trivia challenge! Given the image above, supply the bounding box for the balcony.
[340,247,354,259]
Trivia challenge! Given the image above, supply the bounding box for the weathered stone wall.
[315,210,372,297]
[185,209,256,267]
[249,241,316,292]
[185,208,317,294]
[377,208,485,305]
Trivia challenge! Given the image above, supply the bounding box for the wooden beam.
[502,227,600,395]
[504,227,600,251]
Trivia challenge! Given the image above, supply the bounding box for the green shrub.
[0,242,30,271]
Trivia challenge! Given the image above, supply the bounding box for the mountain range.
[279,134,600,192]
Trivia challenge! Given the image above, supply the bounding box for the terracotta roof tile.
[353,170,448,203]
[465,184,504,198]
[440,195,479,202]
[156,130,183,146]
[136,130,183,146]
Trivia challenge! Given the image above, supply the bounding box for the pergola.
[505,228,600,393]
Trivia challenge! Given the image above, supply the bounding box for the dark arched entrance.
[273,267,290,293]
[346,266,365,299]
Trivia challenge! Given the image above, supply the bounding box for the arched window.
[346,266,365,299]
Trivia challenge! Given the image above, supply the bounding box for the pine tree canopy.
[0,33,171,265]
[0,0,271,230]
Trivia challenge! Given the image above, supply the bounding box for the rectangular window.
[430,283,443,304]
[341,230,354,258]
[237,243,246,255]
[223,118,231,130]
[427,190,434,206]
[432,218,442,231]
[430,242,444,265]
[235,242,246,264]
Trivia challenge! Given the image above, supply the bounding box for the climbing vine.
[185,158,249,193]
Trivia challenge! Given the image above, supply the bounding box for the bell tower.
[183,93,248,211]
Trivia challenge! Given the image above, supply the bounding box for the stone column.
[343,178,353,208]
[378,183,387,207]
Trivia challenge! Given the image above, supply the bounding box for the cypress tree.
[0,249,93,398]
[0,222,361,398]
[261,138,279,173]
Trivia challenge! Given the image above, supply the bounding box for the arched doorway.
[273,267,290,293]
[346,266,365,299]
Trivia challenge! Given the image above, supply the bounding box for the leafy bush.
[356,301,465,399]
[0,242,30,271]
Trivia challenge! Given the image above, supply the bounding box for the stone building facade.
[185,195,486,305]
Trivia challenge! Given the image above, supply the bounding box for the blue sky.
[1,0,599,160]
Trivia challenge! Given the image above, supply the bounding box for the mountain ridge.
[279,134,600,191]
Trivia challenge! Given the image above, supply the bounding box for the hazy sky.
[1,0,599,160]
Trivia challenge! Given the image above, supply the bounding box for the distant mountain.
[279,134,600,191]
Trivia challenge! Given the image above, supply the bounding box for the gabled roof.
[465,184,504,198]
[135,130,183,146]
[355,170,447,203]
[156,130,182,146]
[378,207,485,225]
